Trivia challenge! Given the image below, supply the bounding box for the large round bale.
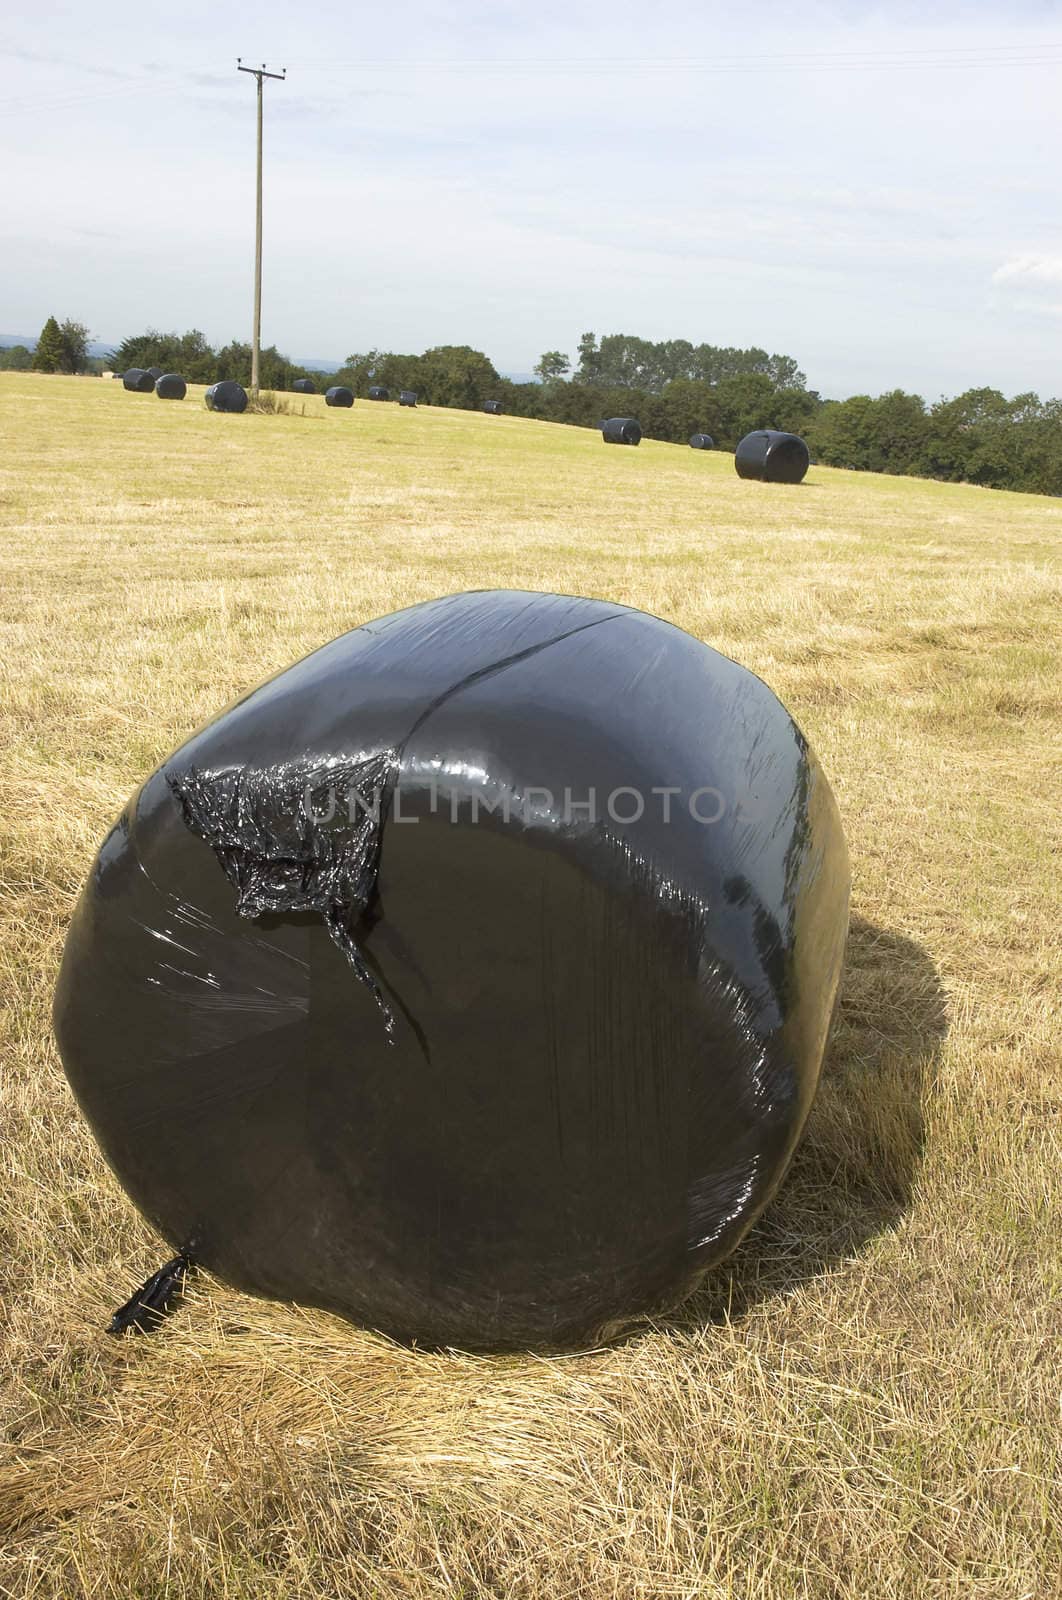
[689,433,714,450]
[367,386,389,401]
[325,386,354,408]
[399,390,418,407]
[483,400,503,415]
[602,417,641,446]
[735,430,810,484]
[204,381,248,415]
[155,374,187,401]
[146,367,163,382]
[54,590,849,1352]
[292,378,315,394]
[122,369,155,393]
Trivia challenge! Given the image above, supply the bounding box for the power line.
[287,42,1062,74]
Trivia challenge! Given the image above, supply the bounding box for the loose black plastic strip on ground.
[107,1254,196,1335]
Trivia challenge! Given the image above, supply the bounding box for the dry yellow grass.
[0,371,1060,1598]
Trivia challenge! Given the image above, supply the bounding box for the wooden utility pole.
[237,59,285,398]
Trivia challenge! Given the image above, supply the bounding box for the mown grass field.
[1,371,1060,1598]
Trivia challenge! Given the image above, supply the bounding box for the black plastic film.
[54,590,849,1351]
[168,752,398,1034]
[602,417,641,445]
[108,1254,193,1335]
[735,430,810,484]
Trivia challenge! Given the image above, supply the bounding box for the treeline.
[111,329,324,391]
[810,387,1062,495]
[19,317,1062,496]
[533,332,805,391]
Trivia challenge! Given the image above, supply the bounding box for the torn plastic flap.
[168,750,398,1030]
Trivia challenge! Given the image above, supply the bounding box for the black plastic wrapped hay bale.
[122,369,155,393]
[204,381,248,415]
[325,386,354,408]
[155,374,187,400]
[602,417,641,446]
[689,433,714,450]
[483,400,503,415]
[54,591,849,1352]
[399,390,418,407]
[367,386,389,401]
[735,430,810,485]
[292,378,315,394]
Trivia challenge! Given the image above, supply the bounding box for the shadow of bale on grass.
[668,912,947,1331]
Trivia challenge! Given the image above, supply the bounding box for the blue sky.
[2,1,1062,397]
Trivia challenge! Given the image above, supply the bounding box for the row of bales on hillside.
[116,370,810,482]
[600,415,810,482]
[117,370,506,417]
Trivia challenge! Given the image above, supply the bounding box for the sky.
[2,1,1062,398]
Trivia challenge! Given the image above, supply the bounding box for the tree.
[113,328,217,383]
[573,332,602,385]
[418,345,499,409]
[34,316,65,373]
[57,319,90,373]
[0,344,33,371]
[533,350,570,385]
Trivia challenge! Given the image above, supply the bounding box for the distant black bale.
[368,386,389,401]
[689,433,714,450]
[399,390,418,407]
[155,374,187,401]
[602,417,641,446]
[735,430,810,485]
[146,367,163,381]
[292,378,315,394]
[122,369,155,393]
[204,381,248,415]
[325,386,355,408]
[483,400,503,415]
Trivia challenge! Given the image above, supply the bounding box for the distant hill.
[0,333,115,358]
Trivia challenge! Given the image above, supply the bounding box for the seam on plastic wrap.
[168,614,624,1050]
[394,612,626,755]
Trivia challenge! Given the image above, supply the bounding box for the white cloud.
[993,255,1062,286]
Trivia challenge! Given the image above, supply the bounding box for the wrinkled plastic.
[735,430,810,484]
[399,390,418,407]
[108,1255,193,1335]
[122,369,154,393]
[292,378,315,394]
[54,591,849,1351]
[483,400,502,415]
[325,386,354,408]
[204,381,248,415]
[603,417,641,446]
[689,433,714,450]
[155,374,187,400]
[367,386,389,401]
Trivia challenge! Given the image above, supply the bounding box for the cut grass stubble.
[0,374,1059,1599]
